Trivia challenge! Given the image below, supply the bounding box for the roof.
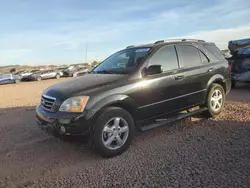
[126,39,212,49]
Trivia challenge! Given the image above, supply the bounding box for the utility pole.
[85,43,88,64]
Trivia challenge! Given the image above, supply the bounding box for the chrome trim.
[139,89,207,109]
[41,94,56,111]
[42,94,56,101]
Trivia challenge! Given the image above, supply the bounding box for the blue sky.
[0,0,250,65]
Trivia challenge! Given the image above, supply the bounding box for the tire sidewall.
[92,107,135,157]
[206,84,225,117]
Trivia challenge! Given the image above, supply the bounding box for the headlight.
[59,96,89,112]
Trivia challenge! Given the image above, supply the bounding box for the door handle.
[174,75,184,80]
[208,68,214,72]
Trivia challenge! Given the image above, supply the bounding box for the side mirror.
[146,65,163,76]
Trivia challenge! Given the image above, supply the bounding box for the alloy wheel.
[102,117,129,150]
[210,89,223,112]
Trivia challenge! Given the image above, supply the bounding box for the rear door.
[41,70,50,79]
[43,70,54,79]
[137,45,190,120]
[48,70,56,78]
[175,44,214,106]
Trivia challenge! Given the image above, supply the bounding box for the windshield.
[92,47,151,74]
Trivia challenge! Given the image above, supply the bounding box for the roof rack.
[154,39,205,44]
[126,45,134,49]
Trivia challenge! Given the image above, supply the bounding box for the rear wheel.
[37,77,42,81]
[203,83,225,118]
[56,74,60,79]
[91,107,135,158]
[15,79,21,84]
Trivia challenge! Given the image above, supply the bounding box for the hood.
[44,74,127,100]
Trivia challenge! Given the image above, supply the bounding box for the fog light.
[60,126,66,134]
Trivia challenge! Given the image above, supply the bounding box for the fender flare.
[85,94,139,120]
[206,74,225,90]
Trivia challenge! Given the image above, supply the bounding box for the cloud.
[187,26,250,49]
[0,49,32,65]
[0,0,250,65]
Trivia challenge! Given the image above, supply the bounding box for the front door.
[137,45,189,120]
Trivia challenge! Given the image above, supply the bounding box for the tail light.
[228,63,232,72]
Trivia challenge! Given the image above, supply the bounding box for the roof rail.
[154,40,165,44]
[154,39,205,44]
[181,39,205,42]
[126,45,134,49]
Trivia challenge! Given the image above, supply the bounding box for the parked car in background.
[73,68,89,77]
[0,74,21,84]
[54,67,68,77]
[16,70,40,81]
[62,65,78,77]
[227,38,250,87]
[36,39,231,157]
[30,69,62,81]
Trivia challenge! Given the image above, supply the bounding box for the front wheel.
[203,83,225,118]
[91,107,135,158]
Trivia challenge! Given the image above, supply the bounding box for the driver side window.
[149,45,179,71]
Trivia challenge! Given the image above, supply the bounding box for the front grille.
[41,95,56,111]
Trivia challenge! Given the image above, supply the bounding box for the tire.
[203,83,225,118]
[231,80,236,88]
[15,79,21,84]
[91,107,135,158]
[56,74,60,79]
[37,77,42,81]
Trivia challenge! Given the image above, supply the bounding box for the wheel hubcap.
[102,117,129,150]
[210,89,223,112]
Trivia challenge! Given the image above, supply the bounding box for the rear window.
[204,44,225,60]
[199,51,209,63]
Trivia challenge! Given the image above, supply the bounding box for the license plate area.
[36,118,56,135]
[37,111,53,123]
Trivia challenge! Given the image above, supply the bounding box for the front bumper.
[36,105,92,136]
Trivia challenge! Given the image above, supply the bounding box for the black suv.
[36,39,231,157]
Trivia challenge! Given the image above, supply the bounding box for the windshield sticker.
[135,48,150,52]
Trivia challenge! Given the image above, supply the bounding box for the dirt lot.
[0,79,249,188]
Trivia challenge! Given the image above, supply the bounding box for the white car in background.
[73,68,89,77]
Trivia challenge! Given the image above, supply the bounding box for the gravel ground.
[0,79,249,188]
